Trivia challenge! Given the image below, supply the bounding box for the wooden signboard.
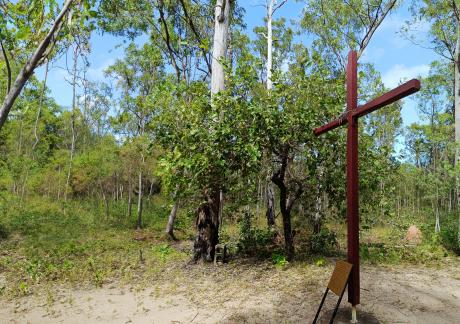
[313,261,353,324]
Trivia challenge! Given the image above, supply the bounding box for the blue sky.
[36,0,438,129]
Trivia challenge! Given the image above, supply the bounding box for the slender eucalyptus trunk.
[266,0,274,90]
[32,59,49,151]
[103,191,109,220]
[64,45,78,202]
[57,165,62,200]
[264,1,278,228]
[455,21,460,247]
[136,167,143,230]
[166,200,179,240]
[210,0,230,95]
[128,177,133,219]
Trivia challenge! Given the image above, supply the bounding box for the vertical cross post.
[346,51,359,306]
[314,50,420,315]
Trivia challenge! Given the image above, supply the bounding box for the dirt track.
[1,262,459,323]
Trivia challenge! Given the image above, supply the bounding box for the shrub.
[439,214,460,255]
[307,228,338,255]
[236,210,272,254]
[271,252,288,268]
[0,223,8,240]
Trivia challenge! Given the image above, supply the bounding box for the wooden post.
[313,50,420,311]
[346,51,360,306]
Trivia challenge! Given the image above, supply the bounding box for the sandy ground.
[1,263,459,324]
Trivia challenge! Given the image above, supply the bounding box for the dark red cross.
[314,51,420,306]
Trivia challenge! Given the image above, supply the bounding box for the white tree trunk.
[266,0,274,90]
[137,169,143,230]
[64,44,79,202]
[210,0,230,96]
[32,59,49,151]
[210,0,230,227]
[166,200,179,239]
[455,21,460,246]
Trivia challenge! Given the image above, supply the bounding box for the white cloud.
[50,68,69,82]
[378,15,406,33]
[382,64,430,89]
[360,47,385,62]
[87,58,115,81]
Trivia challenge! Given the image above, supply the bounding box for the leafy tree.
[106,41,165,229]
[0,0,97,130]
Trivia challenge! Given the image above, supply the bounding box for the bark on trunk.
[210,0,230,96]
[128,179,133,219]
[137,170,143,230]
[193,192,220,262]
[278,182,294,261]
[455,21,460,247]
[166,200,179,240]
[266,183,276,227]
[271,152,299,261]
[103,191,109,220]
[265,1,275,228]
[193,0,230,261]
[266,0,273,90]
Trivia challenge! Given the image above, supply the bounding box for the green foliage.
[439,213,460,255]
[271,252,288,268]
[0,223,9,240]
[0,196,190,296]
[307,228,338,255]
[152,244,174,262]
[236,210,272,254]
[314,257,326,267]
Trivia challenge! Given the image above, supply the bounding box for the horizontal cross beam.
[314,79,421,136]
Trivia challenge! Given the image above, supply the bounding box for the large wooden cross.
[314,51,420,307]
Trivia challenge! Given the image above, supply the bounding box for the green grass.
[0,196,457,298]
[0,195,191,297]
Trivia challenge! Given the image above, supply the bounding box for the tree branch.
[272,0,288,15]
[357,0,397,59]
[0,0,74,131]
[178,0,212,74]
[157,0,182,81]
[0,38,11,96]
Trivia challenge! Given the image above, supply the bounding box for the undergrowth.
[0,195,190,297]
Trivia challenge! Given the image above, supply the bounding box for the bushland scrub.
[0,192,457,300]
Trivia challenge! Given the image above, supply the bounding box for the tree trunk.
[128,178,133,219]
[210,0,230,96]
[64,44,79,202]
[455,21,460,247]
[32,59,49,151]
[271,152,296,261]
[193,192,220,262]
[265,1,276,228]
[193,0,230,261]
[166,200,179,240]
[103,191,109,220]
[278,182,294,261]
[266,183,276,227]
[136,170,143,230]
[266,0,274,90]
